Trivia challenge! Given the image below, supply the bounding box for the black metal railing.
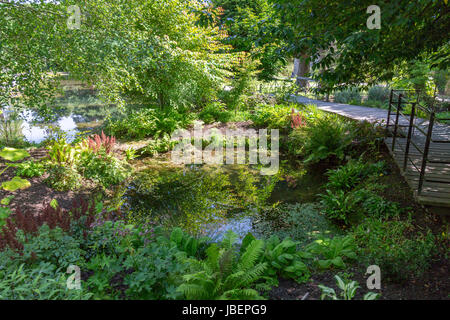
[386,89,450,196]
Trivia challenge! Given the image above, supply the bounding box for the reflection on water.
[1,84,119,144]
[124,160,325,240]
[124,164,278,237]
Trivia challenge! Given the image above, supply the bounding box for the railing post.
[387,89,394,129]
[418,111,435,195]
[403,102,416,171]
[392,93,402,152]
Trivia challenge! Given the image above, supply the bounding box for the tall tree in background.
[211,0,286,80]
[269,0,450,93]
[0,0,232,116]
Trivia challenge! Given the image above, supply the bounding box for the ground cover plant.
[0,0,448,303]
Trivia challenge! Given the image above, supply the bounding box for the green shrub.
[198,102,232,124]
[362,100,388,109]
[121,240,190,300]
[105,108,193,140]
[325,160,385,191]
[361,194,402,219]
[305,235,357,269]
[44,164,82,191]
[78,153,130,189]
[334,88,361,104]
[353,217,437,281]
[250,104,293,130]
[15,160,45,178]
[320,189,359,224]
[319,275,380,300]
[139,134,178,157]
[292,115,353,164]
[0,262,92,300]
[368,86,390,103]
[258,234,310,283]
[177,231,267,300]
[16,225,85,269]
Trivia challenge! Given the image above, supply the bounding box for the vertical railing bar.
[387,89,394,129]
[403,102,416,172]
[392,93,402,152]
[418,109,435,195]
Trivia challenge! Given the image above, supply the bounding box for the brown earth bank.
[0,148,97,214]
[270,257,449,300]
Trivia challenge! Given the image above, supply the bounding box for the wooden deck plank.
[385,137,450,208]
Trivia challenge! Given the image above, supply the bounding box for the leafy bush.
[325,160,385,191]
[78,153,130,189]
[368,86,390,103]
[291,115,353,164]
[105,108,193,140]
[320,189,359,224]
[320,188,401,224]
[165,227,209,259]
[120,239,190,300]
[334,88,361,104]
[250,104,293,130]
[198,102,232,124]
[305,236,357,269]
[361,99,388,109]
[177,231,267,300]
[44,164,82,191]
[139,135,178,157]
[0,262,92,300]
[47,139,79,167]
[15,160,45,178]
[104,109,157,140]
[353,218,437,281]
[361,194,402,219]
[257,234,310,283]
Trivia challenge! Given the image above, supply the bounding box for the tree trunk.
[296,53,310,88]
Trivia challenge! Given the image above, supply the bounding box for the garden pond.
[2,85,327,241]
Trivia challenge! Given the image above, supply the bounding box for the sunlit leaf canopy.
[0,0,235,118]
[268,0,449,92]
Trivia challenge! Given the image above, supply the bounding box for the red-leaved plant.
[0,198,122,253]
[87,131,116,154]
[291,109,306,129]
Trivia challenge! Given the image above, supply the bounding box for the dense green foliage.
[269,0,449,92]
[0,0,447,302]
[334,88,362,105]
[1,0,233,117]
[353,217,437,281]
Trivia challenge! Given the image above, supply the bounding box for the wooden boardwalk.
[291,95,450,209]
[385,137,450,207]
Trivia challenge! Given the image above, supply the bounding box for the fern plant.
[165,227,209,258]
[177,231,267,300]
[241,234,310,284]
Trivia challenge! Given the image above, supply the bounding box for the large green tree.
[211,0,286,79]
[269,0,450,92]
[0,0,232,116]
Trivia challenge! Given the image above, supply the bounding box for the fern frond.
[219,249,234,277]
[221,230,238,250]
[238,239,264,272]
